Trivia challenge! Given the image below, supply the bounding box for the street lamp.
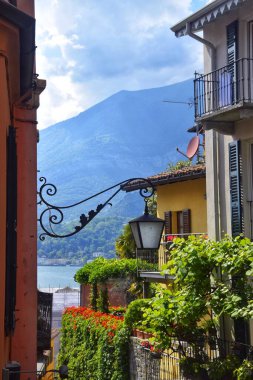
[129,200,165,249]
[37,176,165,250]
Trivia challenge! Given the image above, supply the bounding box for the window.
[229,140,243,236]
[164,209,191,237]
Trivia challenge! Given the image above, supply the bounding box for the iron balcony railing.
[37,290,53,354]
[194,58,253,119]
[130,336,253,380]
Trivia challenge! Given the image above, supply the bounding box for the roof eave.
[123,170,206,192]
[171,0,249,37]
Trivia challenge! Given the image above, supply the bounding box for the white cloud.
[36,0,203,129]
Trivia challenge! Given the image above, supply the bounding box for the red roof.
[123,164,206,192]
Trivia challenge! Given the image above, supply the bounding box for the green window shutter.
[227,20,238,102]
[182,209,191,234]
[164,211,172,235]
[229,140,242,236]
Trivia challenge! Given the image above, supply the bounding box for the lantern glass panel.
[139,221,164,249]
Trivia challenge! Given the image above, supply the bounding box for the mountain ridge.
[38,78,195,260]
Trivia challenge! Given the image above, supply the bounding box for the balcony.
[37,290,53,354]
[194,58,253,126]
[138,233,207,284]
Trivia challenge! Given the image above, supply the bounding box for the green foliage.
[179,357,208,380]
[124,298,151,328]
[167,160,192,172]
[206,356,240,380]
[90,283,98,311]
[147,193,157,217]
[141,236,253,351]
[97,287,110,313]
[74,257,156,285]
[234,359,253,380]
[115,224,136,259]
[38,216,131,262]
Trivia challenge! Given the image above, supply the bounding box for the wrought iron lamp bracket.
[37,176,154,240]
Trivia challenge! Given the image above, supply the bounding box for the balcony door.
[248,21,253,102]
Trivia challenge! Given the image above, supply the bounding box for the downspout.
[185,23,220,241]
[185,23,216,71]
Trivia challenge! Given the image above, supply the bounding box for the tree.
[115,224,136,259]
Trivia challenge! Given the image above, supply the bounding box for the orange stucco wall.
[11,107,38,376]
[0,2,38,378]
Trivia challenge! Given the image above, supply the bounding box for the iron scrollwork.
[37,176,154,240]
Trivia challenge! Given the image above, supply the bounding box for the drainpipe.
[185,23,220,241]
[185,23,216,71]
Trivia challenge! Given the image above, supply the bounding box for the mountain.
[37,79,195,260]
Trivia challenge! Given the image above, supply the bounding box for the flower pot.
[136,329,144,339]
[142,331,153,339]
[132,328,138,337]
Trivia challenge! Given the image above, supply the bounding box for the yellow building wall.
[157,177,207,269]
[157,177,207,234]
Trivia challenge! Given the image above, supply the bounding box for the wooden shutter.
[5,126,17,335]
[229,140,243,236]
[227,20,238,103]
[164,211,172,235]
[182,209,191,234]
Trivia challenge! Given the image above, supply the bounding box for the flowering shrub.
[58,307,130,380]
[109,306,126,316]
[166,235,177,242]
[140,340,161,353]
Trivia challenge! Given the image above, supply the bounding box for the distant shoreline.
[38,264,82,267]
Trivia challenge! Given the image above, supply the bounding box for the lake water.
[37,265,82,289]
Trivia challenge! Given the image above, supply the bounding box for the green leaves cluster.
[115,224,136,259]
[74,257,156,285]
[141,236,253,350]
[38,216,130,262]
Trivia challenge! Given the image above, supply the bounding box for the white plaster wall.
[205,129,233,239]
[201,3,253,240]
[203,3,253,72]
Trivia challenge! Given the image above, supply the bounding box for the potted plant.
[136,328,144,339]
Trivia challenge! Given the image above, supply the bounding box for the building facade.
[124,164,207,285]
[0,0,45,377]
[172,0,253,346]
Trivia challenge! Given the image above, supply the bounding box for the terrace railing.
[37,290,53,354]
[159,233,207,267]
[130,336,253,380]
[194,58,253,119]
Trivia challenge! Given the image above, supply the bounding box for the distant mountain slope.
[38,79,195,259]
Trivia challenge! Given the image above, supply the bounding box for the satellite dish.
[177,136,200,160]
[186,136,200,159]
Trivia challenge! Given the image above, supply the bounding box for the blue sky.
[36,0,209,129]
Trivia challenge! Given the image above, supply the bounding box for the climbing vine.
[142,235,253,350]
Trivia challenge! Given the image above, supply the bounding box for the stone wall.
[129,337,182,380]
[129,337,162,380]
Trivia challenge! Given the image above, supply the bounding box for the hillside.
[38,79,195,260]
